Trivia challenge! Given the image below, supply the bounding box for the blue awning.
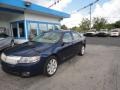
[0,0,70,18]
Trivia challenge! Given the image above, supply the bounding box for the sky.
[24,0,120,28]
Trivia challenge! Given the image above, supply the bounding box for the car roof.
[50,30,73,33]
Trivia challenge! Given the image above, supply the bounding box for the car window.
[72,32,80,41]
[78,33,84,37]
[63,32,72,43]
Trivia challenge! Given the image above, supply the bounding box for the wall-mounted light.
[24,1,32,7]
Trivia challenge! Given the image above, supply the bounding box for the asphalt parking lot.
[87,37,120,47]
[0,37,120,90]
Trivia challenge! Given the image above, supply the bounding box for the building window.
[11,21,25,38]
[12,23,18,38]
[54,24,60,30]
[29,23,38,37]
[39,23,47,32]
[48,24,54,31]
[19,22,25,37]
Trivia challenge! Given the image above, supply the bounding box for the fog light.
[21,72,30,77]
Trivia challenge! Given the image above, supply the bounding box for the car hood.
[99,31,108,33]
[87,32,96,34]
[4,42,54,57]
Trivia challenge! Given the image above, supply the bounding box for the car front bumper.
[1,60,45,77]
[96,33,108,37]
[110,33,119,37]
[85,33,95,36]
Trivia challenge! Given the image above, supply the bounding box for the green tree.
[114,20,120,28]
[79,18,90,32]
[72,18,90,32]
[105,23,115,30]
[92,17,107,31]
[61,25,68,30]
[71,26,80,31]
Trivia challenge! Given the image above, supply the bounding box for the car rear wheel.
[78,45,85,56]
[44,56,58,77]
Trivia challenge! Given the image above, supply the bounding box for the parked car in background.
[96,29,109,37]
[110,30,120,37]
[1,30,86,77]
[0,33,14,50]
[84,29,97,37]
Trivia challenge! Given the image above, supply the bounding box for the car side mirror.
[61,42,65,46]
[62,41,70,46]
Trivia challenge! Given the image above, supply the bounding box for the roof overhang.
[0,0,70,18]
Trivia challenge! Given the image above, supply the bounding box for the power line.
[103,17,120,19]
[48,0,62,8]
[70,0,99,30]
[71,0,99,14]
[92,16,120,19]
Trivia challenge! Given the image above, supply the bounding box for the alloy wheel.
[47,58,58,75]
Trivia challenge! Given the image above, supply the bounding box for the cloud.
[92,0,120,23]
[62,0,120,28]
[61,13,85,28]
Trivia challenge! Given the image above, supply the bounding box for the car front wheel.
[44,56,58,77]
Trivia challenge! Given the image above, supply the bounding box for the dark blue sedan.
[1,30,86,77]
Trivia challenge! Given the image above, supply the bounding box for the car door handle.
[72,41,78,44]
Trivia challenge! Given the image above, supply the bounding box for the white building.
[0,0,70,44]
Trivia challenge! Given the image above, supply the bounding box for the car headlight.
[18,56,40,64]
[1,53,21,64]
[1,53,6,61]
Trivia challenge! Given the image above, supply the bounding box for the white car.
[96,29,109,37]
[85,31,96,37]
[110,30,120,37]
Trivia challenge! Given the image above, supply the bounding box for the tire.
[43,56,58,77]
[11,40,14,47]
[78,45,85,56]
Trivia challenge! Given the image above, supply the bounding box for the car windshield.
[111,30,118,32]
[33,31,61,43]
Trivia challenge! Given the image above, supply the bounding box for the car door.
[3,37,12,46]
[0,37,5,49]
[71,32,82,54]
[0,34,11,49]
[59,32,74,61]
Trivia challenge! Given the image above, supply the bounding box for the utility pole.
[90,5,92,30]
[74,0,99,30]
[89,0,99,30]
